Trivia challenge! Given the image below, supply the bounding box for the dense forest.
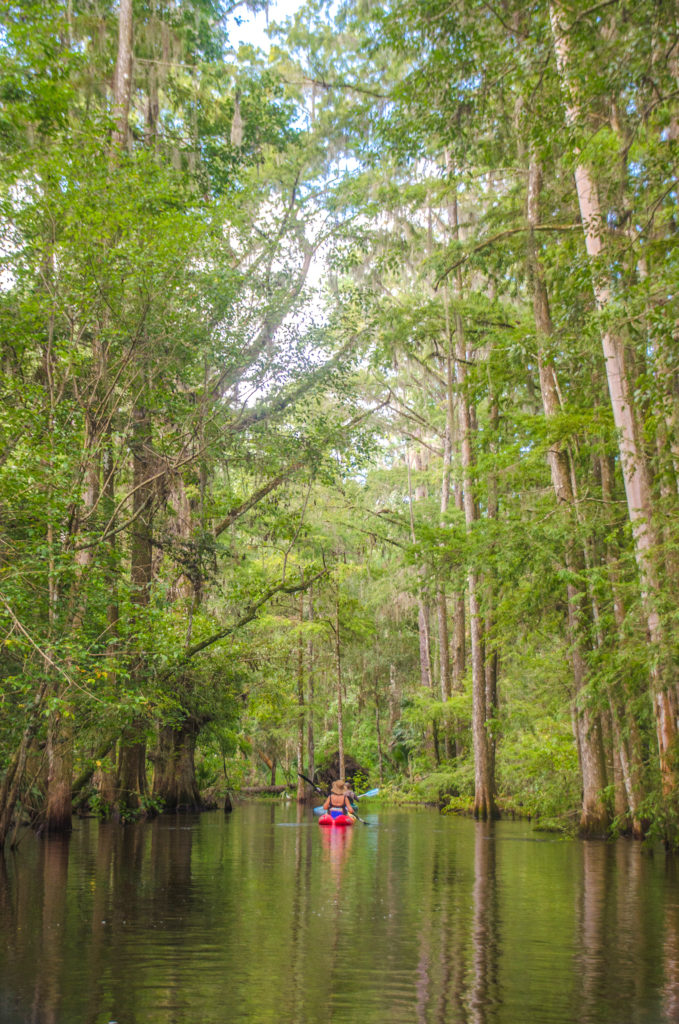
[0,0,678,849]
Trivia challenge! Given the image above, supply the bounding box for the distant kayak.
[318,812,354,827]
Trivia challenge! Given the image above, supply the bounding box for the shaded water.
[1,803,679,1023]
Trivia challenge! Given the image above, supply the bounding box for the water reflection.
[33,835,70,1024]
[320,824,355,889]
[469,822,500,1024]
[663,856,679,1020]
[289,802,306,1024]
[576,840,608,1020]
[83,823,114,1024]
[1,809,679,1023]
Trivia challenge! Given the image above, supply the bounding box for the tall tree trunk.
[117,404,153,816]
[335,593,345,780]
[98,0,139,820]
[599,453,646,835]
[43,307,100,833]
[451,432,466,717]
[526,154,609,835]
[444,151,467,757]
[44,713,74,835]
[484,397,500,799]
[437,336,454,757]
[91,366,120,816]
[375,689,384,783]
[407,447,433,690]
[448,196,497,819]
[418,600,433,690]
[151,717,202,811]
[129,409,153,587]
[437,589,451,753]
[549,2,677,796]
[296,591,306,802]
[0,675,51,848]
[83,0,133,812]
[110,0,133,156]
[456,343,494,817]
[46,413,101,833]
[307,585,315,783]
[389,662,399,730]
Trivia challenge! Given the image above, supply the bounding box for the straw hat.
[331,779,346,795]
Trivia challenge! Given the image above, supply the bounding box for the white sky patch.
[225,0,334,337]
[227,0,304,53]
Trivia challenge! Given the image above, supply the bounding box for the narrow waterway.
[1,803,678,1023]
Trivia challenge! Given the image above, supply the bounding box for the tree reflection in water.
[575,840,608,1017]
[468,820,500,1024]
[290,800,312,1024]
[663,855,679,1020]
[34,834,70,1024]
[3,808,679,1023]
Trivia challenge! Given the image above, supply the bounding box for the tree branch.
[214,461,305,537]
[435,224,581,286]
[170,568,330,667]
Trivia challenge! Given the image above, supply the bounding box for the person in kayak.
[343,781,359,814]
[323,779,354,820]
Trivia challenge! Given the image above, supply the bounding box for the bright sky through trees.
[228,0,303,51]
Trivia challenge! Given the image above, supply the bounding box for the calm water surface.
[1,803,678,1023]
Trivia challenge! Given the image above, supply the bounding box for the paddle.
[298,771,325,796]
[344,786,375,824]
[297,772,370,825]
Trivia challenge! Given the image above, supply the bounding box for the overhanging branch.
[167,567,331,669]
[435,223,580,286]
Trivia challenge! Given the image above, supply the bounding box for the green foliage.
[2,0,679,845]
[498,722,581,821]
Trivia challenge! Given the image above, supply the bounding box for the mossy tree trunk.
[151,717,202,812]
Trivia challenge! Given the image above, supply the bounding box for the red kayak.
[318,812,355,827]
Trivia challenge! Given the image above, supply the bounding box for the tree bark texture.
[449,348,467,755]
[375,692,384,783]
[0,676,51,848]
[151,718,202,812]
[307,586,315,783]
[296,591,306,802]
[44,333,104,832]
[117,733,148,816]
[483,398,499,794]
[527,155,609,835]
[408,447,433,690]
[336,596,345,780]
[456,315,496,819]
[116,404,154,815]
[598,454,645,834]
[549,2,678,794]
[44,712,74,834]
[438,342,454,756]
[448,190,497,819]
[110,0,133,155]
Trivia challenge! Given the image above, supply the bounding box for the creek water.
[1,802,678,1023]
